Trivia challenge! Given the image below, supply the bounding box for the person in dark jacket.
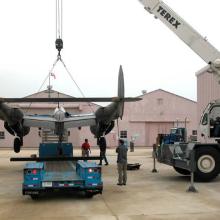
[116,139,128,185]
[98,136,109,165]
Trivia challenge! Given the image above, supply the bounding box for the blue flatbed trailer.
[22,143,103,199]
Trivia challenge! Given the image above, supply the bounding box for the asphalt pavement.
[0,148,220,220]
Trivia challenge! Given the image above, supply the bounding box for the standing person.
[116,139,128,186]
[98,136,109,166]
[81,139,91,157]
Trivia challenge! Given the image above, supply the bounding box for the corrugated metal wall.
[197,71,220,141]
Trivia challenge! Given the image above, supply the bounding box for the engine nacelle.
[90,121,114,138]
[4,121,30,137]
[0,105,24,126]
[9,108,24,123]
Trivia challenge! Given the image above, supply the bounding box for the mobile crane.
[138,0,220,182]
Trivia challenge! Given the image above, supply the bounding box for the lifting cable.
[26,0,94,113]
[58,58,95,113]
[54,0,94,113]
[56,0,63,39]
[25,57,60,113]
[55,0,63,57]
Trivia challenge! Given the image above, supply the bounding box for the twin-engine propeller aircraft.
[0,66,141,153]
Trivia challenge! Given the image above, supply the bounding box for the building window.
[192,130,197,135]
[120,130,127,138]
[157,98,163,105]
[0,131,5,139]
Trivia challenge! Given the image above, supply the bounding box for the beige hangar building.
[0,88,197,148]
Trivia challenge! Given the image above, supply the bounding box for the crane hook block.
[55,38,63,52]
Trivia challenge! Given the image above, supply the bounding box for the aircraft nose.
[54,110,65,121]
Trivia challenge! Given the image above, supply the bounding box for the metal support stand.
[187,150,198,192]
[152,144,158,173]
[187,171,198,193]
[130,141,134,152]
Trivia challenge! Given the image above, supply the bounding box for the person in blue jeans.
[116,139,128,186]
[98,136,109,165]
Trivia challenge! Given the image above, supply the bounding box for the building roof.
[137,89,197,103]
[24,89,73,98]
[13,89,101,109]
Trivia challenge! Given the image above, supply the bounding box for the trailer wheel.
[85,192,94,198]
[173,166,190,175]
[195,147,220,182]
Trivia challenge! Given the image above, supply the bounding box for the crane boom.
[138,0,220,75]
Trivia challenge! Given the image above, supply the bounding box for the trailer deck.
[21,143,103,198]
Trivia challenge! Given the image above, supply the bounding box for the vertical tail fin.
[90,65,125,138]
[118,65,124,98]
[118,65,124,119]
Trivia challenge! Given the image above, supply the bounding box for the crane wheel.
[195,147,220,182]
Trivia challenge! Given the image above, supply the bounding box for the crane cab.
[200,101,220,142]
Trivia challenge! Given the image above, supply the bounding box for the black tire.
[14,137,21,153]
[30,194,39,200]
[173,166,190,175]
[195,147,220,182]
[85,192,94,198]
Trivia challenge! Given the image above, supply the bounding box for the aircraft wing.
[63,113,96,129]
[23,115,56,129]
[23,113,96,129]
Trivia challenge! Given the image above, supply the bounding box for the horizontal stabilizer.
[0,97,141,103]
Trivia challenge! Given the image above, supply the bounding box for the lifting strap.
[26,0,94,113]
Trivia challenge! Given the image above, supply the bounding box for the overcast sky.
[0,0,220,102]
